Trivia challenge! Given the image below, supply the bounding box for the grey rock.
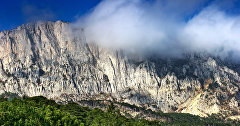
[0,21,239,118]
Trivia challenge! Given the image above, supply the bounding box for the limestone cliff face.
[0,21,239,118]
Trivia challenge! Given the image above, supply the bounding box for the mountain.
[0,21,239,120]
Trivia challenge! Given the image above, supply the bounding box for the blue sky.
[0,0,240,31]
[0,0,101,31]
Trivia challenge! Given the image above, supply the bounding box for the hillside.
[0,21,239,119]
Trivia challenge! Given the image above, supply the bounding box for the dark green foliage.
[0,96,159,126]
[0,97,7,102]
[0,96,239,126]
[0,98,79,126]
[116,102,144,112]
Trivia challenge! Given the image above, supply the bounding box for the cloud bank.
[72,0,240,59]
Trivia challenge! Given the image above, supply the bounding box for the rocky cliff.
[0,21,239,118]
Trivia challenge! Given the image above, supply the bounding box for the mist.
[72,0,240,59]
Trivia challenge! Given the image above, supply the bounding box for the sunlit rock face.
[0,21,239,118]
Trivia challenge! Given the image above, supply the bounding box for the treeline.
[0,96,238,126]
[0,96,159,126]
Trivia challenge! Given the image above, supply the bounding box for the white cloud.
[182,6,240,58]
[72,0,240,59]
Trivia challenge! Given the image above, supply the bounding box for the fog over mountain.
[71,0,240,59]
[0,0,240,121]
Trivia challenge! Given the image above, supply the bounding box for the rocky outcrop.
[0,21,239,118]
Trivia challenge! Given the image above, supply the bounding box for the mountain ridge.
[0,21,239,119]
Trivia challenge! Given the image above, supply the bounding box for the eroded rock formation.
[0,21,239,118]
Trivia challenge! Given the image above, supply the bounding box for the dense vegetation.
[0,96,159,126]
[0,95,239,126]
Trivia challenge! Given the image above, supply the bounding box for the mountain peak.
[0,22,239,119]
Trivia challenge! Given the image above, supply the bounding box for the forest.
[0,94,239,126]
